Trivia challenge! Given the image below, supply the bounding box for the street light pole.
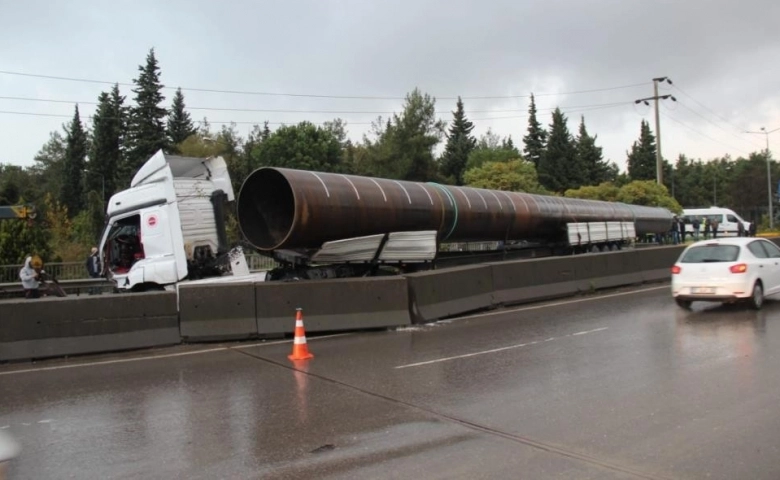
[747,127,780,230]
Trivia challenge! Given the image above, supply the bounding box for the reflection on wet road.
[3,284,780,479]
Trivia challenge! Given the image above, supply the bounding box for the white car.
[671,237,780,310]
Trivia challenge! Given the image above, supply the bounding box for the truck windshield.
[104,215,144,273]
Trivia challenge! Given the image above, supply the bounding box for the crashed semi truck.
[99,150,674,291]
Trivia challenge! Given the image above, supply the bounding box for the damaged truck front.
[99,150,235,291]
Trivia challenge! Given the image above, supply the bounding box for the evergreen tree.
[61,105,88,216]
[167,87,195,150]
[366,89,445,181]
[575,116,610,186]
[90,84,127,202]
[523,94,547,169]
[626,120,657,181]
[538,108,577,192]
[126,48,168,182]
[440,97,476,185]
[501,136,516,151]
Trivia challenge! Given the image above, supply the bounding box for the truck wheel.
[748,281,764,310]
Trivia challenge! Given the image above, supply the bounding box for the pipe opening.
[237,168,295,250]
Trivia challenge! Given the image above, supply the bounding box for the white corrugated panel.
[588,222,608,242]
[622,222,636,239]
[379,231,437,262]
[312,235,385,263]
[567,223,589,245]
[606,222,623,241]
[174,179,219,257]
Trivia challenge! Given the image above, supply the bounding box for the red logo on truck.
[148,215,158,227]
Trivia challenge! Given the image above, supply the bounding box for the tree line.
[0,48,776,264]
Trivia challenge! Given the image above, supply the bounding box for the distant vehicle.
[682,207,750,237]
[671,237,780,310]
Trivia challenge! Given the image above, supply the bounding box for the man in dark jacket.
[85,247,101,294]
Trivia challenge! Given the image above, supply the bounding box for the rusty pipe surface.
[237,168,674,251]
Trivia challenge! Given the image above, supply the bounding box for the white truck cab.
[682,207,751,236]
[99,150,234,291]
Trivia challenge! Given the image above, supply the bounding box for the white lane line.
[571,327,608,336]
[395,327,608,369]
[0,334,351,376]
[459,285,668,321]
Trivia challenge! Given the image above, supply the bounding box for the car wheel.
[675,298,692,310]
[749,281,764,310]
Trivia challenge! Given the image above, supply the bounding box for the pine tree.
[538,108,576,192]
[440,97,476,185]
[89,84,127,202]
[575,116,609,186]
[61,105,88,216]
[523,94,547,169]
[627,120,657,181]
[126,48,168,180]
[167,88,195,150]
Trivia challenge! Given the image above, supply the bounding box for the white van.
[682,207,751,237]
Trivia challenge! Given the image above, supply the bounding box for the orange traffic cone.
[288,308,314,361]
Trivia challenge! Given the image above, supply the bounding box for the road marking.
[0,334,350,376]
[455,285,668,321]
[395,327,608,369]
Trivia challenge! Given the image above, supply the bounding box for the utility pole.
[746,126,780,229]
[635,77,676,185]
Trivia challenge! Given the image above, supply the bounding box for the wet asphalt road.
[3,284,780,479]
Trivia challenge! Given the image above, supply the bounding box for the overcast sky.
[2,0,779,173]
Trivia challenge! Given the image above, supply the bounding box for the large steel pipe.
[238,168,674,251]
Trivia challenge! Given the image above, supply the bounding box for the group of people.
[18,247,102,299]
[667,216,757,245]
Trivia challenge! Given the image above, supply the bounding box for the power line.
[0,110,375,125]
[0,69,648,101]
[674,100,765,150]
[672,84,751,135]
[660,111,752,156]
[0,94,634,116]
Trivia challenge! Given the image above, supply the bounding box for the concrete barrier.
[255,276,410,336]
[638,246,685,282]
[0,292,179,362]
[406,265,493,323]
[490,255,587,307]
[179,282,257,341]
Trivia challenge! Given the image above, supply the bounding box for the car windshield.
[680,245,740,263]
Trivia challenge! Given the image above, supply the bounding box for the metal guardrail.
[0,254,278,284]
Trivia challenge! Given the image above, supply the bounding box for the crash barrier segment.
[406,264,494,324]
[0,292,179,362]
[407,245,688,323]
[255,277,411,336]
[178,281,257,341]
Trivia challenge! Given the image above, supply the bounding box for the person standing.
[670,216,680,245]
[692,217,701,241]
[85,247,102,295]
[711,217,720,238]
[703,218,711,239]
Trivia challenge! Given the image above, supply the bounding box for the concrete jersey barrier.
[0,292,179,362]
[255,276,411,336]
